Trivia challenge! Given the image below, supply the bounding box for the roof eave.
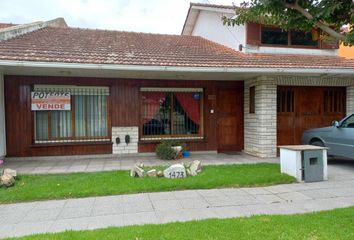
[0,60,353,76]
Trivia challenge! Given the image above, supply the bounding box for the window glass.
[75,95,107,137]
[261,27,288,45]
[51,111,72,138]
[141,91,202,137]
[291,31,318,46]
[249,86,255,114]
[34,92,108,142]
[342,115,354,128]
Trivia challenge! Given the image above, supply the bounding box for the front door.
[217,88,243,152]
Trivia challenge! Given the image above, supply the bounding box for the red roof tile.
[0,26,353,69]
[0,23,17,29]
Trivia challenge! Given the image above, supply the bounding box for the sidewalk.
[0,161,353,238]
[2,153,278,174]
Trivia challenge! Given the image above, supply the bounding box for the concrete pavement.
[0,160,353,238]
[2,153,278,174]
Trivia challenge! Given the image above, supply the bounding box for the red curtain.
[141,92,166,124]
[175,92,200,125]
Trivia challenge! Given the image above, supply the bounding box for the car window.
[341,115,354,128]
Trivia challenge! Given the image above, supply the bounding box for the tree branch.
[284,1,346,41]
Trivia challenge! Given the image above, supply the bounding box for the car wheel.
[310,140,325,147]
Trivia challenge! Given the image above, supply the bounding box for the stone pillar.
[347,85,354,115]
[112,126,138,154]
[0,73,6,158]
[244,76,277,158]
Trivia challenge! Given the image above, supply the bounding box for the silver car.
[302,113,354,159]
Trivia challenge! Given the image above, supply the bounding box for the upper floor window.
[261,26,318,47]
[261,27,288,45]
[291,31,318,46]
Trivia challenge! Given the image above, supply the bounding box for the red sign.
[31,92,71,111]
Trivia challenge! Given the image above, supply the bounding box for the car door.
[328,114,354,159]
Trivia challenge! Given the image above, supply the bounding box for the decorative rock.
[3,168,17,178]
[0,174,15,187]
[157,170,163,177]
[163,164,186,179]
[138,163,144,168]
[189,160,202,176]
[147,169,157,177]
[186,168,192,176]
[130,165,145,178]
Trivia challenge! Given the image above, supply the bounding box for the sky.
[0,0,244,34]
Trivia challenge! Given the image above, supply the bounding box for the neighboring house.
[182,2,354,157]
[338,25,354,59]
[339,44,354,59]
[0,4,353,159]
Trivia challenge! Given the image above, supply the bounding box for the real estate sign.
[31,92,71,111]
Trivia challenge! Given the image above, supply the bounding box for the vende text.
[35,104,66,110]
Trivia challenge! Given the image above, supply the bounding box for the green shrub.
[155,140,187,160]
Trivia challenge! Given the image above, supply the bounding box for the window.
[249,86,255,114]
[261,27,288,45]
[324,89,345,113]
[34,85,109,143]
[341,114,354,128]
[277,88,294,113]
[291,31,318,46]
[261,26,319,47]
[140,88,203,140]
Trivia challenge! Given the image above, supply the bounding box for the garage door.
[277,86,346,146]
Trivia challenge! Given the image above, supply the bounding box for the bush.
[155,140,187,160]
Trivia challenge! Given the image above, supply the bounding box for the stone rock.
[147,169,157,177]
[157,170,163,177]
[186,168,192,176]
[138,163,144,168]
[0,174,15,187]
[130,165,145,178]
[163,164,186,179]
[3,168,17,178]
[189,160,202,176]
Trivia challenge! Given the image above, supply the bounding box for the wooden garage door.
[277,86,346,146]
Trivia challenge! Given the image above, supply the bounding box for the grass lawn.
[0,163,294,203]
[7,207,354,240]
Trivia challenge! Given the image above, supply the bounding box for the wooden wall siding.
[4,75,243,156]
[136,80,244,153]
[246,22,261,45]
[5,76,112,157]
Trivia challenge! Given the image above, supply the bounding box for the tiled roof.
[0,23,17,29]
[0,26,354,69]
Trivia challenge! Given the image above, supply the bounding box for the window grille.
[33,85,109,143]
[140,88,203,140]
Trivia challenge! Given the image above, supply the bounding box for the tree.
[223,0,354,45]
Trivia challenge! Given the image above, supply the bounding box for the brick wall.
[112,126,138,154]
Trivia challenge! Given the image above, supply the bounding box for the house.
[0,4,353,159]
[182,3,354,157]
[338,25,354,59]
